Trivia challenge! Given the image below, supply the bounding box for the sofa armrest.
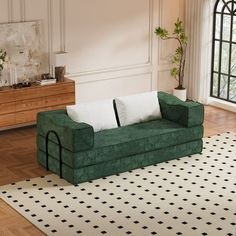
[37,109,94,152]
[158,92,204,128]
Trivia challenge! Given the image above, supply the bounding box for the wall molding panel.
[64,0,154,76]
[7,0,13,22]
[72,66,152,85]
[0,0,185,102]
[68,62,152,78]
[47,0,53,74]
[20,0,25,21]
[59,0,65,52]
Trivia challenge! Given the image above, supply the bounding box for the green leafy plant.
[155,19,188,90]
[0,49,7,74]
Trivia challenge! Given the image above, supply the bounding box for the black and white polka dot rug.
[1,132,236,236]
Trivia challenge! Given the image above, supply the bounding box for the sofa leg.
[45,130,63,179]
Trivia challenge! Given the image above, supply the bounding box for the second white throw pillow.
[115,91,161,126]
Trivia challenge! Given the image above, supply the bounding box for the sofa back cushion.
[67,99,118,132]
[114,91,162,126]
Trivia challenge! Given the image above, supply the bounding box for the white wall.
[0,0,185,103]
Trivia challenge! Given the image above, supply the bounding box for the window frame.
[210,0,236,104]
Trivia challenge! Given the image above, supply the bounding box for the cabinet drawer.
[15,93,75,112]
[0,102,15,115]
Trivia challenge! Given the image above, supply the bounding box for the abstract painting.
[0,21,42,86]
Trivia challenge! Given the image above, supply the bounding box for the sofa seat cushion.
[37,118,203,169]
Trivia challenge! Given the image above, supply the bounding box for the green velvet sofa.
[37,92,204,185]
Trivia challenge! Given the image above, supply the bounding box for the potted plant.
[155,19,188,101]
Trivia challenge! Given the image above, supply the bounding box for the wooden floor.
[0,105,235,236]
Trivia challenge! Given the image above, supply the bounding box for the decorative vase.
[55,66,65,82]
[173,88,187,101]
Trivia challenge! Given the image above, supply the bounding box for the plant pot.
[173,88,187,101]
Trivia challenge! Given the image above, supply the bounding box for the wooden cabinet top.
[0,78,75,104]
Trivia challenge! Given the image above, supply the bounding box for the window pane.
[220,74,228,99]
[212,73,219,96]
[214,41,220,71]
[221,42,230,73]
[224,2,232,14]
[229,77,236,101]
[231,44,236,76]
[215,14,221,40]
[223,14,231,41]
[217,0,225,12]
[233,16,236,42]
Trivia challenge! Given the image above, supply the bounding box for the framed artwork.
[0,21,42,86]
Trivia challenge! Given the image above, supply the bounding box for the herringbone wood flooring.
[0,126,47,235]
[0,106,235,236]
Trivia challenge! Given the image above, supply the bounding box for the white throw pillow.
[115,91,161,126]
[66,99,118,132]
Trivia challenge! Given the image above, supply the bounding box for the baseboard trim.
[208,97,236,113]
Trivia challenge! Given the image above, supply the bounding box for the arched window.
[211,0,236,103]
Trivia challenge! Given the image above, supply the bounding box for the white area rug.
[1,133,236,236]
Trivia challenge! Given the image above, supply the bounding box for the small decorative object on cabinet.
[37,73,56,85]
[0,78,75,129]
[54,52,67,82]
[55,66,65,82]
[155,19,188,101]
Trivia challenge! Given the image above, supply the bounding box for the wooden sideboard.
[0,78,75,129]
